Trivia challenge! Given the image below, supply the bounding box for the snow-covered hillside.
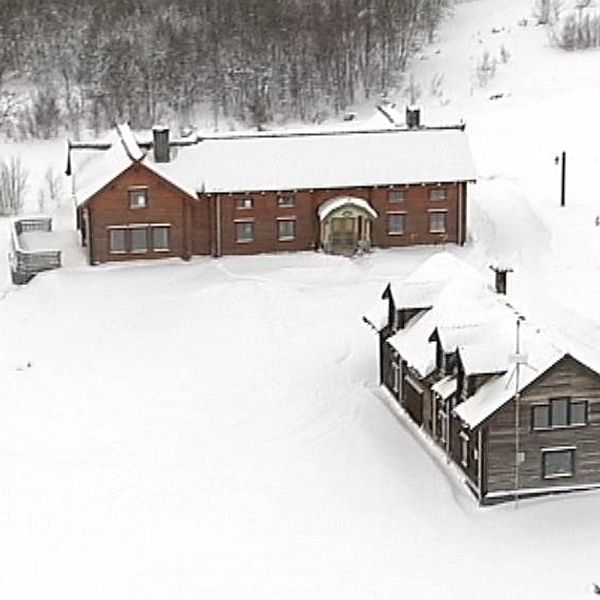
[3,0,600,598]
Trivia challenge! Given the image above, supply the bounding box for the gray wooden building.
[364,253,600,504]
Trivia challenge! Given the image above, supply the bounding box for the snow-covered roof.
[363,252,482,336]
[362,298,389,332]
[454,327,565,429]
[384,254,583,420]
[70,123,477,205]
[318,197,378,220]
[70,130,133,205]
[457,342,512,376]
[70,124,198,205]
[431,376,457,400]
[391,253,480,310]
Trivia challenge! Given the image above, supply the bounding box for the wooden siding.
[484,355,600,498]
[83,159,470,262]
[85,162,199,264]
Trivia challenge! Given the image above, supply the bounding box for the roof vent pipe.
[153,125,170,163]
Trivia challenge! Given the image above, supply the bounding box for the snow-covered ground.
[3,0,600,598]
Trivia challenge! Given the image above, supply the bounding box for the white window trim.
[388,190,406,203]
[428,209,448,233]
[107,224,172,254]
[277,195,296,208]
[387,211,407,236]
[236,198,254,210]
[235,219,255,243]
[108,227,128,255]
[542,447,575,480]
[151,225,171,253]
[277,217,297,242]
[430,187,447,201]
[128,187,149,209]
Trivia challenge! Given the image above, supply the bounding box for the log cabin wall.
[85,177,467,262]
[484,356,600,498]
[84,163,199,264]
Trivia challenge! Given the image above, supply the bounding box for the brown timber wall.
[86,163,201,264]
[86,174,467,262]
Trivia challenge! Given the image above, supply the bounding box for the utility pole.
[514,315,525,508]
[555,152,566,207]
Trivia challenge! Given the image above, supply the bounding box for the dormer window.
[129,188,148,209]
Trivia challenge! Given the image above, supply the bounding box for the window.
[571,401,587,426]
[277,218,296,241]
[532,405,550,430]
[130,227,148,253]
[236,197,253,209]
[437,400,448,444]
[109,228,127,254]
[429,211,447,233]
[277,195,295,208]
[551,398,569,427]
[388,190,406,203]
[388,213,406,235]
[236,221,254,242]
[430,188,447,201]
[152,226,170,252]
[532,398,588,430]
[543,448,575,479]
[460,432,469,468]
[129,188,148,209]
[392,362,401,394]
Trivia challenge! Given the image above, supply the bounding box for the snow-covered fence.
[9,217,62,284]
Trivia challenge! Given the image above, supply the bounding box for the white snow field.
[4,0,600,598]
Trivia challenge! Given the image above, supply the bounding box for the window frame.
[236,197,254,210]
[387,212,406,235]
[277,195,295,208]
[235,219,255,243]
[542,447,575,480]
[459,431,469,468]
[277,217,296,241]
[388,190,406,203]
[108,227,127,254]
[430,187,447,201]
[531,398,589,431]
[151,225,171,252]
[128,187,148,209]
[428,210,447,233]
[129,226,149,254]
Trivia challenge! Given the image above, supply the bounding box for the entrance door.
[330,217,358,254]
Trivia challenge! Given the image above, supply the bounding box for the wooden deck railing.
[9,217,62,284]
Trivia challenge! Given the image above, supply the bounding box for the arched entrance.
[318,196,378,255]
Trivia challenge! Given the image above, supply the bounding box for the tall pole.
[514,316,524,508]
[561,151,566,207]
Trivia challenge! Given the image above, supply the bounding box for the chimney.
[490,265,513,295]
[405,106,421,129]
[153,125,170,163]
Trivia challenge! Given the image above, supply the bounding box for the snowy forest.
[0,0,449,138]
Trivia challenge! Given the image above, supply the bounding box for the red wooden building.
[68,117,476,264]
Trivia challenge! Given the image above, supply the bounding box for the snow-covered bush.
[37,167,63,213]
[557,11,600,50]
[476,50,497,87]
[0,157,28,216]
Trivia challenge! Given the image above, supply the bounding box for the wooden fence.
[9,217,62,284]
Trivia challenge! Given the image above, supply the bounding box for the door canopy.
[318,196,378,221]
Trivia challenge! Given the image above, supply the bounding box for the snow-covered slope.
[3,0,600,598]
